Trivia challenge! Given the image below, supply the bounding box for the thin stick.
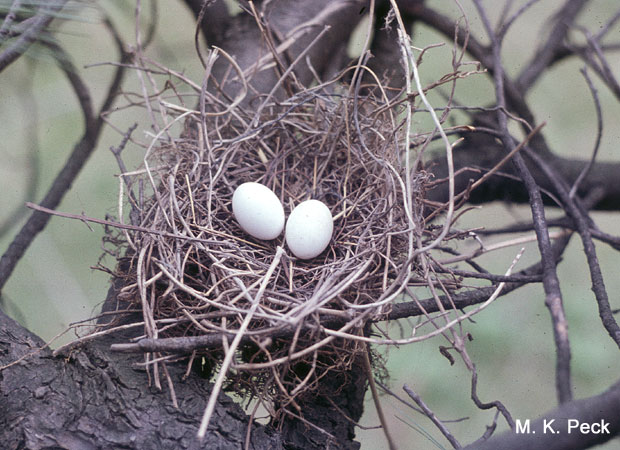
[403,384,461,449]
[473,0,574,403]
[364,343,398,450]
[323,248,525,346]
[197,246,284,440]
[569,67,602,198]
[389,0,457,256]
[25,202,225,246]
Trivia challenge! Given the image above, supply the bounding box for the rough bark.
[1,269,362,449]
[0,307,283,450]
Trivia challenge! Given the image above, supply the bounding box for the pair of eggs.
[232,182,333,260]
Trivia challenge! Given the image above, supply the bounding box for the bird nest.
[103,60,436,419]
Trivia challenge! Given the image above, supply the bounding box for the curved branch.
[184,0,231,45]
[463,378,620,450]
[0,21,128,293]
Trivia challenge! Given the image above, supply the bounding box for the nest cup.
[113,72,427,409]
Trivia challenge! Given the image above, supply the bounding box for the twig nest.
[108,65,429,411]
[232,182,285,240]
[285,199,334,259]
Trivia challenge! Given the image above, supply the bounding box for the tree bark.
[1,272,363,449]
[0,306,284,449]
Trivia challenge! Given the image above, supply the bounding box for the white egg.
[232,182,285,240]
[285,199,333,260]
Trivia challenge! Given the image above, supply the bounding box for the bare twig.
[524,147,620,350]
[473,0,572,404]
[569,67,603,198]
[516,0,589,90]
[403,384,461,449]
[463,378,620,450]
[0,0,67,73]
[364,343,397,450]
[197,247,284,440]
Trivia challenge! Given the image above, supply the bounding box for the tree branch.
[463,378,620,450]
[0,0,67,73]
[472,0,572,404]
[0,308,283,449]
[516,0,589,91]
[0,18,128,293]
